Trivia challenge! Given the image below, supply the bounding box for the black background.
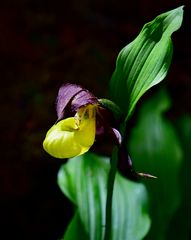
[1,1,191,239]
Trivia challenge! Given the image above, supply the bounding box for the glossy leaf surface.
[110,6,183,120]
[58,152,150,240]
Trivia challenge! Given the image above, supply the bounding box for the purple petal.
[111,128,122,145]
[118,146,139,181]
[95,107,121,145]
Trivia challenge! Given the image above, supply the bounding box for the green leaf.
[58,152,150,240]
[128,89,182,240]
[109,6,183,120]
[62,212,88,240]
[167,115,191,239]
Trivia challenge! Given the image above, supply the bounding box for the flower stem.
[104,146,119,240]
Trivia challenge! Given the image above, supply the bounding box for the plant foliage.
[58,153,150,240]
[110,6,183,120]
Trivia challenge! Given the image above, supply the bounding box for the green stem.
[104,146,119,240]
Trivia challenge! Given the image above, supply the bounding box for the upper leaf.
[109,6,183,120]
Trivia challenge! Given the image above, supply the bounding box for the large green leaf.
[128,89,182,240]
[110,6,183,120]
[58,152,150,240]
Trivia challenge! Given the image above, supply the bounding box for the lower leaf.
[58,152,150,240]
[62,211,88,240]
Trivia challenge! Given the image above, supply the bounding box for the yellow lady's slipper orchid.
[43,83,154,181]
[43,104,96,158]
[43,83,122,159]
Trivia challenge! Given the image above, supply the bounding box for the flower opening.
[43,104,97,158]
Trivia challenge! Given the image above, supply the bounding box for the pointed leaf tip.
[109,7,184,121]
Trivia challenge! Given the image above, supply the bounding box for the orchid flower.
[43,84,121,159]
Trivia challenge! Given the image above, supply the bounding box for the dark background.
[1,1,191,239]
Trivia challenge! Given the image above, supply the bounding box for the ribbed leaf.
[110,6,183,120]
[58,152,150,240]
[128,89,182,239]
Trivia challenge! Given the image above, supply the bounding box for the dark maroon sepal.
[56,83,98,120]
[70,89,98,113]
